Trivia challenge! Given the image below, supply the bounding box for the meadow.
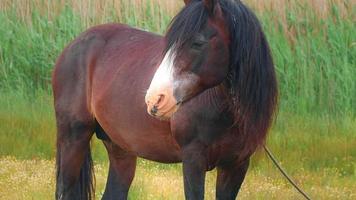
[0,0,355,199]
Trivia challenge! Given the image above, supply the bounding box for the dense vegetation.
[0,0,354,114]
[0,0,355,199]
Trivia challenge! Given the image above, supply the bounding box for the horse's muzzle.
[145,90,179,120]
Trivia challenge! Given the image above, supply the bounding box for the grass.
[0,91,55,159]
[0,157,355,200]
[0,0,355,199]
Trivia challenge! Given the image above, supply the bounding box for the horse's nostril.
[156,94,165,105]
[150,106,158,116]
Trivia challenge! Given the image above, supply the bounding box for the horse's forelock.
[164,1,208,57]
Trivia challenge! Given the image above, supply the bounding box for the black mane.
[165,0,278,156]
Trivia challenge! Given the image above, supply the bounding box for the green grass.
[262,3,356,115]
[0,91,55,159]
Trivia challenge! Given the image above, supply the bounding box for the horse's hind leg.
[55,115,95,200]
[101,137,137,200]
[215,159,250,200]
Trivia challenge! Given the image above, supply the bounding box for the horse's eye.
[191,41,205,50]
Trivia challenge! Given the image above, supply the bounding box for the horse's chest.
[205,133,244,170]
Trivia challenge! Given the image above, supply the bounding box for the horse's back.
[52,23,160,115]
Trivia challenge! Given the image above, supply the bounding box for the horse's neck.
[196,83,233,117]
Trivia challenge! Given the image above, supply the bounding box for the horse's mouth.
[155,98,187,120]
[148,103,180,120]
[146,92,190,120]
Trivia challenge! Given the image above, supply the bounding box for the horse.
[52,0,278,199]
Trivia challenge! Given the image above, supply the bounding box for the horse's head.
[145,0,230,119]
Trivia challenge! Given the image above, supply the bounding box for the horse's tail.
[55,142,95,200]
[79,147,95,200]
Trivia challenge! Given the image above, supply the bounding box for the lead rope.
[263,145,312,200]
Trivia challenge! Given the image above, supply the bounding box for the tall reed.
[0,0,354,116]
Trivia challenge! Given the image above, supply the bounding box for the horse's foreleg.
[215,159,250,200]
[181,141,207,200]
[55,120,94,200]
[102,140,137,200]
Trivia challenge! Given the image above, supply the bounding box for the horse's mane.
[165,0,278,157]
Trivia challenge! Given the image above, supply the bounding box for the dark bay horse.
[52,0,277,199]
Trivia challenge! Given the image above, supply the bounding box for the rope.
[263,145,312,200]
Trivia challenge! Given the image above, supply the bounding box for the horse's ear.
[203,0,218,15]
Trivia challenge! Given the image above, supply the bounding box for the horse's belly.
[113,121,182,163]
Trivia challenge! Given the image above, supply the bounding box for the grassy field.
[0,157,355,200]
[0,0,355,199]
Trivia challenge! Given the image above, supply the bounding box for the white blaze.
[147,48,176,94]
[145,47,181,118]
